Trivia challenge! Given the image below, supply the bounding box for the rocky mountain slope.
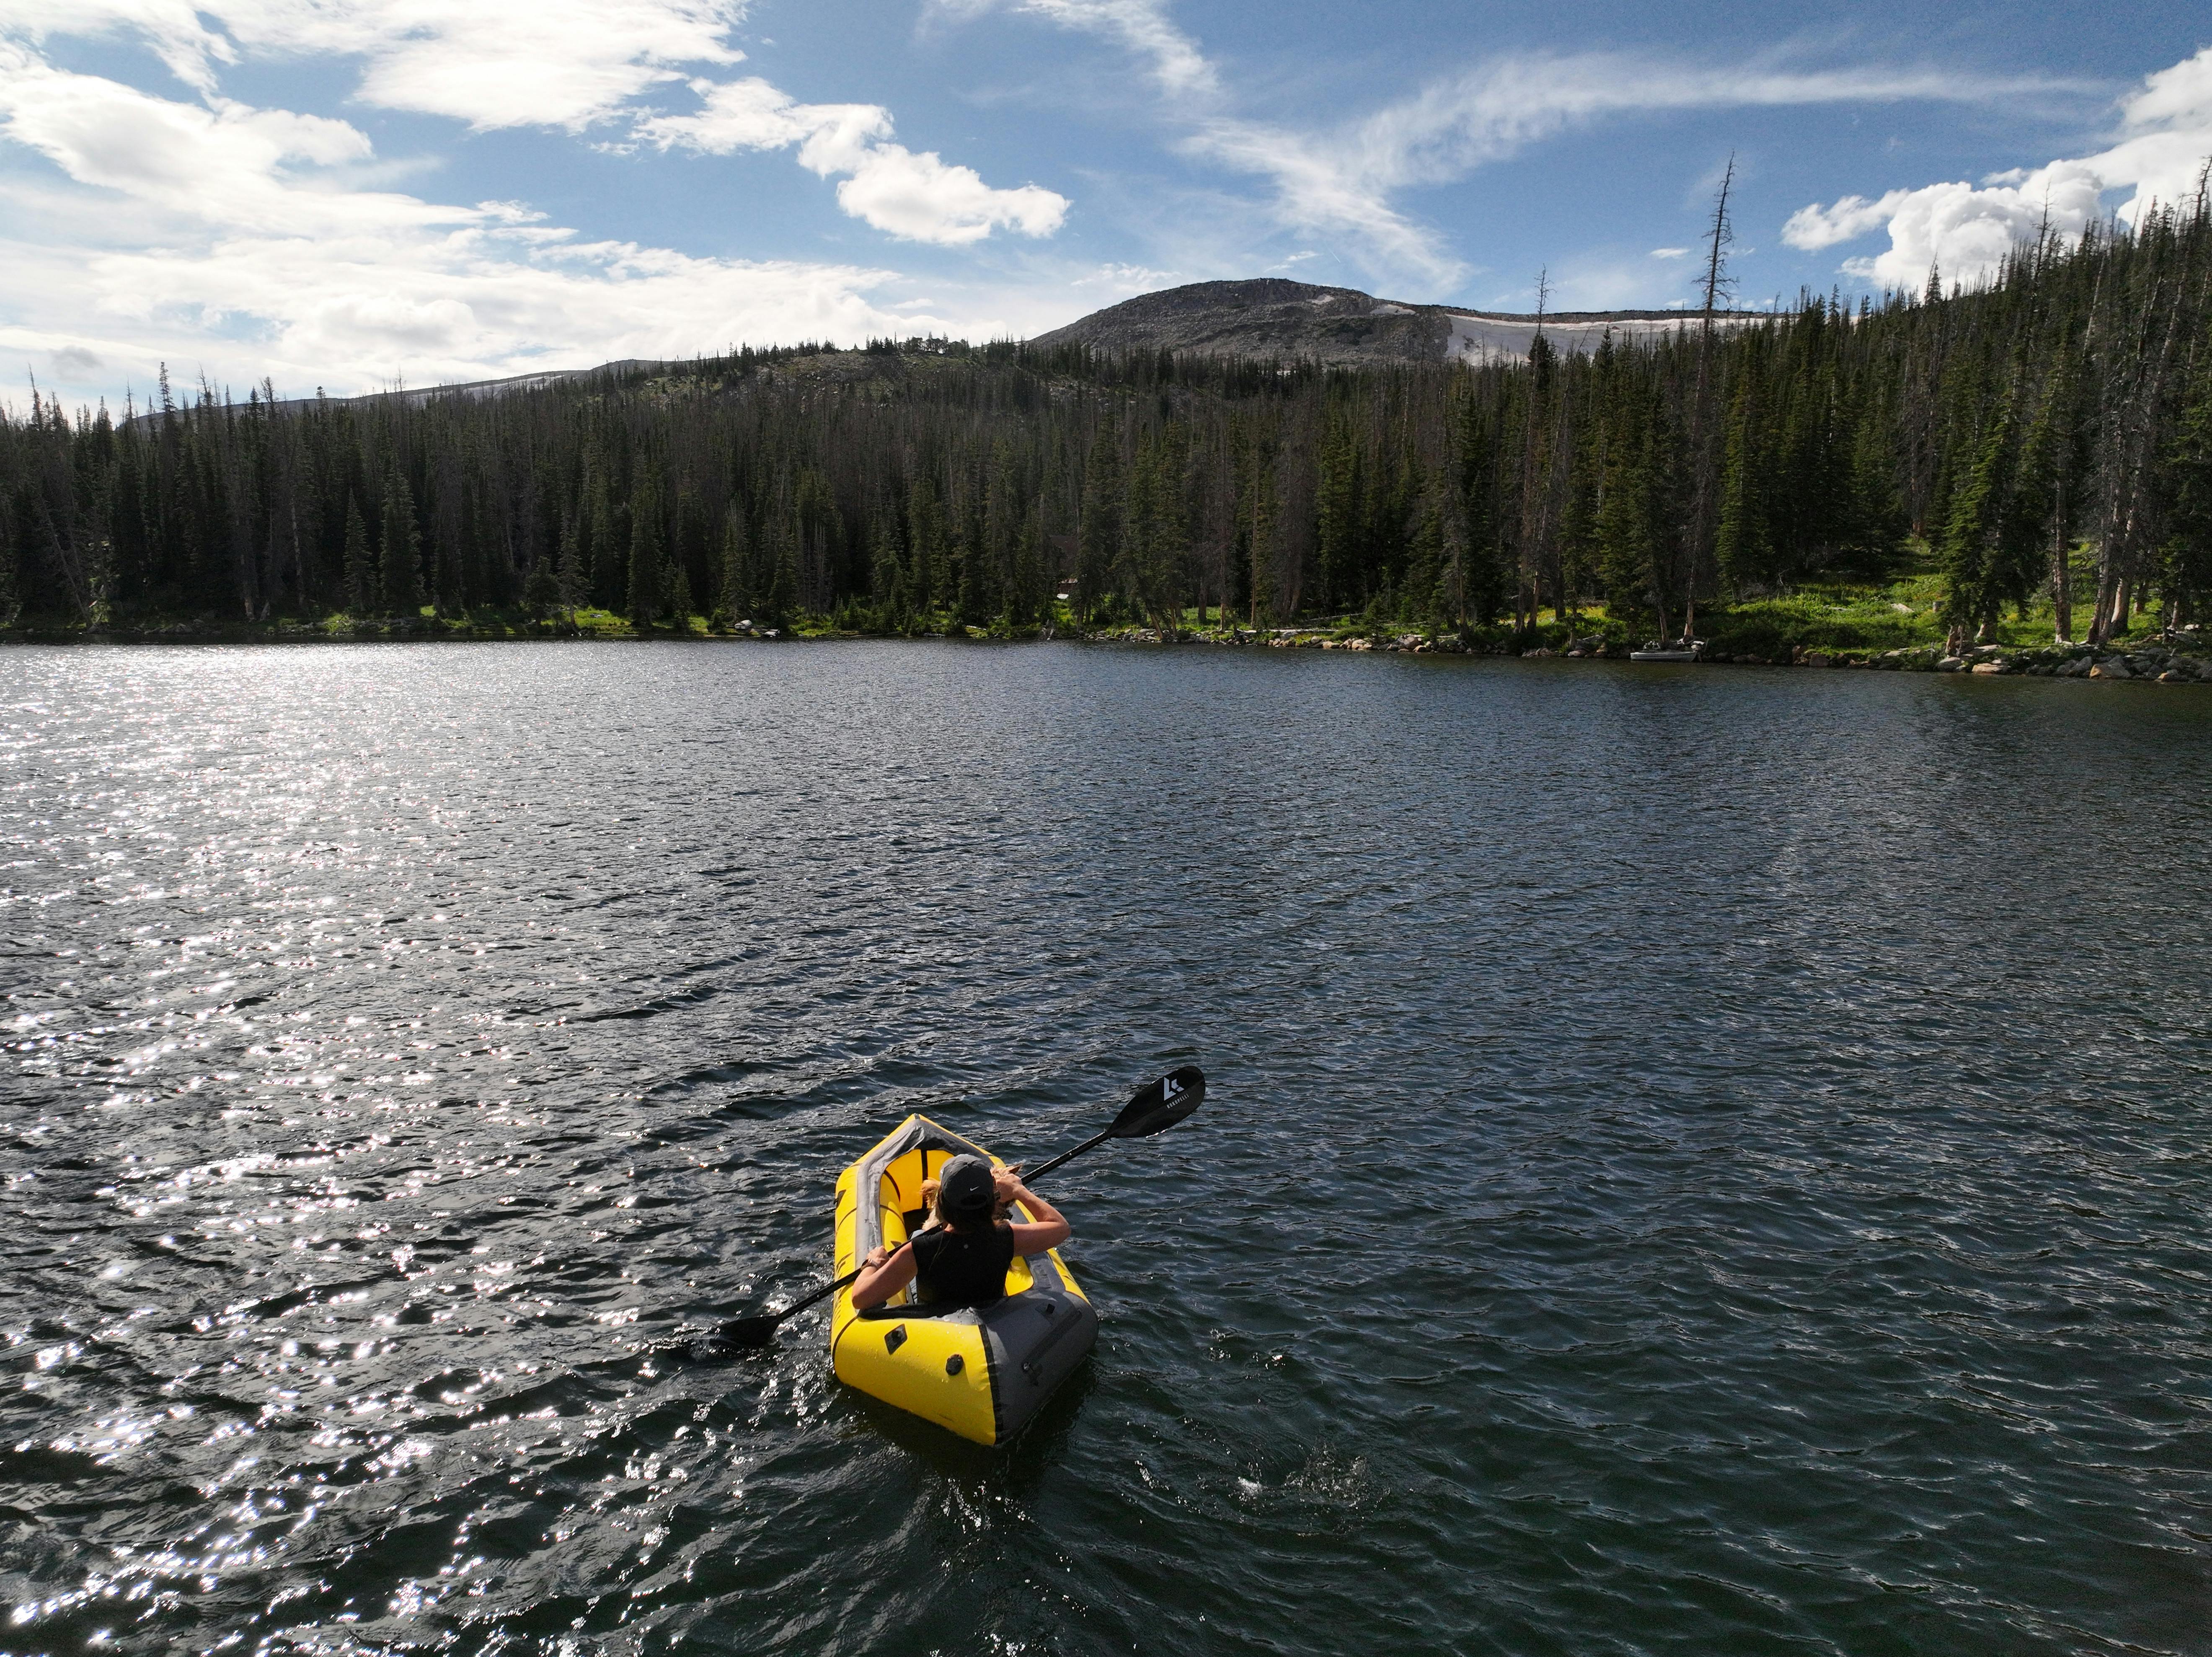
[156,280,1749,426]
[1027,277,1755,367]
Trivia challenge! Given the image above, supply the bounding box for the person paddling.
[850,1154,1069,1311]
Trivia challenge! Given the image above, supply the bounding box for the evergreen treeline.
[4,196,2210,644]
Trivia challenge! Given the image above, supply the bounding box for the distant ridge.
[1026,278,1760,368]
[137,280,1757,424]
[121,359,662,427]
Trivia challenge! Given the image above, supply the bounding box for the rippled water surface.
[4,642,2210,1656]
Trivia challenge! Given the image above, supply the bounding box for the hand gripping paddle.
[717,1065,1205,1350]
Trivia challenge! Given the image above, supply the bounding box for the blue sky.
[1,0,2207,405]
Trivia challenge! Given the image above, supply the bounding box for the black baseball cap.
[937,1154,996,1218]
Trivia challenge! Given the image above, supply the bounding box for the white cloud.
[1186,113,1458,284]
[638,78,1067,244]
[938,3,2065,292]
[931,0,1216,99]
[1784,46,2212,289]
[1184,53,2083,289]
[2,0,752,130]
[1348,56,2067,189]
[0,42,413,232]
[833,144,1065,243]
[1649,246,1689,259]
[634,75,885,158]
[1001,0,1215,98]
[0,1,236,92]
[2,3,1065,248]
[1780,191,1908,251]
[0,52,973,400]
[634,76,1065,245]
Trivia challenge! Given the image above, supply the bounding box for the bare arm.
[998,1170,1072,1255]
[849,1240,916,1310]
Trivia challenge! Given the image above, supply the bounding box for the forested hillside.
[3,196,2210,648]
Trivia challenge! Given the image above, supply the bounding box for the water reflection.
[3,644,2209,1655]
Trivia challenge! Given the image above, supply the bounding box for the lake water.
[4,642,2209,1656]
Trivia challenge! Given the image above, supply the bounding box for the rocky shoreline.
[1103,626,2212,682]
[1817,641,2212,682]
[6,618,2210,684]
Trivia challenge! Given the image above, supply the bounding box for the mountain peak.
[1029,277,1747,367]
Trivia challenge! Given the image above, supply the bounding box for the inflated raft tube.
[832,1114,1096,1446]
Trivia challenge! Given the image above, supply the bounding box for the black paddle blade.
[717,1316,783,1349]
[1110,1065,1206,1138]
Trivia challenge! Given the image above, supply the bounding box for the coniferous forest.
[4,198,2211,654]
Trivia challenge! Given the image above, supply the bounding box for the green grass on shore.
[2,556,2189,657]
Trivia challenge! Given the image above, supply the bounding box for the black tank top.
[910,1224,1016,1308]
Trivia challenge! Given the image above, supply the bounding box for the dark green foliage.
[625,474,663,628]
[714,506,749,626]
[2163,313,2212,620]
[3,200,2207,637]
[557,514,586,611]
[759,515,798,629]
[0,488,17,623]
[1940,405,2018,639]
[379,465,424,616]
[522,558,561,615]
[343,496,374,615]
[1595,390,1669,637]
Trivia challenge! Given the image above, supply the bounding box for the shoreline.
[3,619,2208,682]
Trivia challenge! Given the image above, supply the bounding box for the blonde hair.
[917,1172,1014,1231]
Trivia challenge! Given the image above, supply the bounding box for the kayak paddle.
[716,1065,1205,1350]
[1021,1065,1205,1179]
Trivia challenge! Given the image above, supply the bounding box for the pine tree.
[1246,437,1277,628]
[585,455,621,610]
[1714,375,1768,594]
[1077,418,1122,622]
[1595,392,1662,639]
[343,494,375,616]
[379,465,424,617]
[985,441,1025,625]
[1404,467,1445,628]
[869,504,906,628]
[2162,314,2212,623]
[715,504,749,627]
[662,550,694,626]
[761,516,799,629]
[1844,390,1906,576]
[907,474,945,622]
[522,558,561,615]
[1940,407,2014,642]
[1013,498,1047,628]
[1454,387,1507,626]
[0,489,18,624]
[1315,416,1360,613]
[625,476,664,629]
[556,512,585,612]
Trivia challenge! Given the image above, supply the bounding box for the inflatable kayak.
[831,1114,1097,1445]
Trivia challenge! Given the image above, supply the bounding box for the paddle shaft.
[1022,1127,1112,1184]
[767,1265,863,1326]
